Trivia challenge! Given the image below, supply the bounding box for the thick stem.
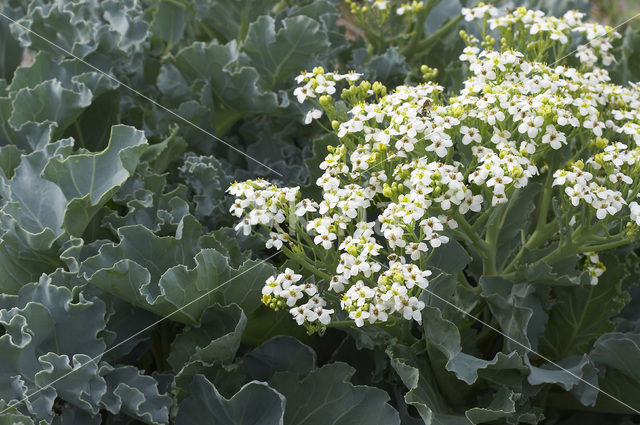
[280,246,333,282]
[401,0,440,61]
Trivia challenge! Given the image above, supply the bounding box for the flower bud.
[331,120,340,130]
[595,137,608,149]
[312,66,325,75]
[319,95,331,106]
[594,153,605,165]
[382,184,393,198]
[420,65,429,74]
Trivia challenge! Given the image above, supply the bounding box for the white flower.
[262,276,281,296]
[460,126,482,145]
[518,115,544,138]
[282,285,304,307]
[290,305,308,325]
[293,84,315,103]
[406,242,429,261]
[541,125,566,149]
[304,108,323,124]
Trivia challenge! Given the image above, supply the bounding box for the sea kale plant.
[229,4,640,422]
[1,0,640,424]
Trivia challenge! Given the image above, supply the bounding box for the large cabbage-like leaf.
[590,332,640,410]
[99,364,171,425]
[175,375,285,425]
[168,303,247,369]
[243,335,316,381]
[160,40,280,135]
[270,362,400,425]
[0,275,106,421]
[243,15,329,90]
[479,276,548,354]
[11,0,148,60]
[80,215,275,323]
[387,344,468,425]
[539,255,631,359]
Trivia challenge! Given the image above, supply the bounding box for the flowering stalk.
[228,5,640,332]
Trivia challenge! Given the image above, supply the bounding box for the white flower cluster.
[262,268,334,325]
[228,179,298,235]
[341,259,430,326]
[229,6,640,328]
[552,141,640,220]
[294,67,362,124]
[464,5,622,67]
[583,252,605,285]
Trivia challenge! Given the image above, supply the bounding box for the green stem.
[412,14,464,58]
[281,245,332,282]
[454,213,491,255]
[401,0,440,60]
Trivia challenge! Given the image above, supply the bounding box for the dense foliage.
[0,0,639,424]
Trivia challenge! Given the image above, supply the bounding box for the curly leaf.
[590,332,640,409]
[243,335,316,381]
[270,362,400,425]
[387,344,468,425]
[81,216,275,323]
[479,276,548,353]
[243,15,329,89]
[175,375,285,425]
[0,275,107,421]
[100,365,172,425]
[168,303,247,370]
[540,255,630,359]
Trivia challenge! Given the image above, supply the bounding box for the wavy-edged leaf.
[526,355,598,407]
[163,40,280,134]
[102,161,190,235]
[100,364,172,425]
[11,0,148,60]
[9,79,91,136]
[178,153,232,227]
[387,344,468,425]
[0,275,107,421]
[168,303,247,370]
[270,362,400,425]
[243,15,329,89]
[590,332,640,409]
[479,276,548,353]
[150,1,186,46]
[193,0,277,43]
[175,375,285,425]
[465,388,516,424]
[540,255,630,359]
[80,215,275,323]
[43,125,147,236]
[243,335,316,381]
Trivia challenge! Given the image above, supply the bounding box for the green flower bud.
[319,95,331,106]
[383,184,393,198]
[331,120,340,130]
[595,137,608,149]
